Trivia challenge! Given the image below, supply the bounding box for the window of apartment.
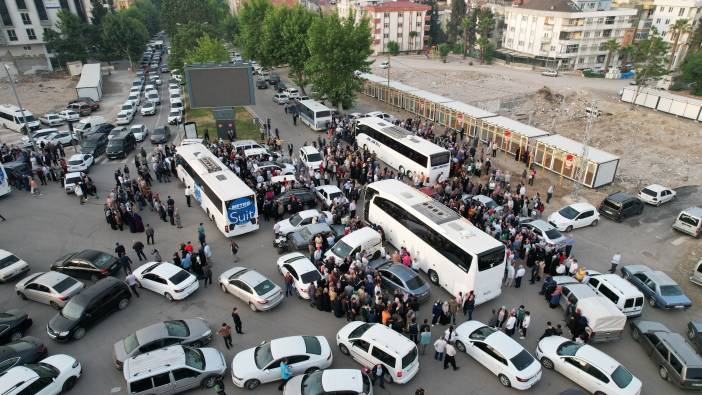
[551,45,556,51]
[25,27,35,39]
[584,31,590,37]
[518,40,524,46]
[597,54,606,62]
[416,21,422,26]
[586,18,593,24]
[59,0,69,8]
[665,19,670,24]
[521,15,527,21]
[398,23,403,28]
[1,0,13,26]
[678,8,685,16]
[416,12,421,17]
[603,29,611,37]
[566,44,579,53]
[589,2,595,8]
[656,18,661,24]
[21,12,30,25]
[578,58,585,63]
[23,44,30,50]
[384,23,389,28]
[15,0,27,9]
[668,6,673,12]
[33,0,48,20]
[506,39,513,46]
[597,17,604,24]
[594,31,601,37]
[6,28,17,41]
[384,12,389,18]
[383,33,389,38]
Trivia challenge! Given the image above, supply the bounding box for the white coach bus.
[296,99,332,131]
[355,117,450,183]
[364,179,506,305]
[175,143,259,237]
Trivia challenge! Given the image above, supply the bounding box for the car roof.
[0,365,37,388]
[322,370,363,393]
[606,192,637,202]
[643,184,668,192]
[623,264,652,274]
[647,270,678,286]
[576,344,622,374]
[33,271,70,287]
[362,323,415,355]
[522,219,557,231]
[270,336,307,358]
[135,321,170,343]
[482,327,526,359]
[338,227,380,246]
[130,124,145,130]
[286,254,317,273]
[658,332,702,365]
[316,185,342,193]
[568,202,596,212]
[300,145,319,154]
[681,207,702,217]
[296,209,322,218]
[228,267,266,286]
[123,345,186,379]
[383,264,419,281]
[300,223,331,234]
[472,195,494,203]
[150,262,183,278]
[65,172,82,178]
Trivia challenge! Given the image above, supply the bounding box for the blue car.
[621,265,692,310]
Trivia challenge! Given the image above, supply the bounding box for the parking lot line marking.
[671,236,688,246]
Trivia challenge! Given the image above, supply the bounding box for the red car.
[68,97,99,111]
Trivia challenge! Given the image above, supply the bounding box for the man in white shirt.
[504,314,517,337]
[610,252,621,273]
[433,337,447,361]
[443,342,458,370]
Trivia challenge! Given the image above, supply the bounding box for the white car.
[0,354,82,394]
[276,253,323,299]
[284,369,372,395]
[0,249,30,282]
[231,335,333,390]
[547,202,600,232]
[44,131,77,146]
[252,161,296,177]
[129,124,148,142]
[21,128,58,148]
[273,93,289,104]
[284,87,300,99]
[127,93,141,107]
[115,110,134,125]
[132,261,199,301]
[535,336,642,395]
[274,209,333,236]
[299,146,323,172]
[219,267,283,311]
[170,98,183,111]
[379,61,389,69]
[129,86,141,95]
[169,86,181,96]
[366,111,395,123]
[15,271,84,309]
[66,154,94,173]
[140,101,156,116]
[145,90,160,105]
[170,91,182,101]
[40,113,64,126]
[168,108,183,125]
[315,185,345,209]
[638,184,676,206]
[144,84,156,92]
[454,321,541,390]
[58,110,80,122]
[63,172,83,194]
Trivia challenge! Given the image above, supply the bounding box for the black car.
[80,133,109,157]
[598,192,644,222]
[106,131,136,159]
[51,249,121,281]
[0,310,33,345]
[0,336,47,373]
[269,74,281,87]
[366,260,431,303]
[274,223,345,252]
[47,277,131,342]
[276,81,288,93]
[275,189,317,208]
[89,123,116,136]
[256,79,268,89]
[150,126,171,144]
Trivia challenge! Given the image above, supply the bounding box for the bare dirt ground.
[0,74,77,115]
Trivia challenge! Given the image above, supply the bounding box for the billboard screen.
[184,64,255,108]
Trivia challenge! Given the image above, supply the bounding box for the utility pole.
[386,53,390,87]
[3,64,34,147]
[572,102,596,199]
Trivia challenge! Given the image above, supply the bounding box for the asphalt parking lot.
[0,67,700,395]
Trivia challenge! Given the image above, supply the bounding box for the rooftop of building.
[365,1,432,12]
[512,0,582,11]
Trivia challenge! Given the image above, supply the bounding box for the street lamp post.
[386,53,390,87]
[3,64,34,148]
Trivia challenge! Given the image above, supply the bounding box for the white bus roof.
[368,179,503,253]
[175,143,255,199]
[357,117,449,157]
[297,99,331,113]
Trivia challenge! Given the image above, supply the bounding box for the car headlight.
[203,330,212,337]
[59,331,70,336]
[72,360,80,369]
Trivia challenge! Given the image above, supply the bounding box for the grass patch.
[184,107,260,141]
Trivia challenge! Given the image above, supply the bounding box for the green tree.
[43,10,93,66]
[408,30,418,52]
[305,13,373,111]
[687,22,702,52]
[184,33,229,64]
[169,21,218,70]
[438,43,450,62]
[619,44,635,64]
[476,8,494,63]
[160,0,219,36]
[466,8,478,57]
[101,11,149,70]
[681,51,702,95]
[387,41,400,55]
[600,38,619,72]
[90,0,109,25]
[126,0,161,36]
[221,14,240,43]
[427,0,445,44]
[238,0,272,61]
[668,19,691,70]
[447,0,466,43]
[631,27,669,108]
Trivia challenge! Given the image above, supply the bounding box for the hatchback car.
[455,321,541,389]
[519,219,567,247]
[316,185,344,209]
[150,126,171,144]
[127,93,141,107]
[275,223,343,252]
[65,154,93,174]
[621,264,692,309]
[113,318,212,369]
[51,249,121,281]
[168,108,183,124]
[276,253,323,299]
[0,249,30,283]
[283,369,372,395]
[40,113,64,126]
[129,124,148,142]
[219,267,283,311]
[274,210,333,237]
[598,192,644,222]
[0,310,33,345]
[368,260,431,303]
[15,271,84,309]
[58,109,80,122]
[140,101,156,116]
[0,354,81,394]
[548,203,600,232]
[638,184,676,206]
[273,93,289,105]
[0,336,47,374]
[231,335,333,390]
[132,262,199,301]
[688,321,702,355]
[536,336,641,395]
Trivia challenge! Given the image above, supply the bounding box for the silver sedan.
[15,271,84,309]
[219,267,283,312]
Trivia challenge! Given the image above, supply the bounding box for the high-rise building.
[650,0,702,69]
[362,1,431,53]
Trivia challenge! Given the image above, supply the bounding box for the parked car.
[252,161,296,177]
[454,321,541,389]
[50,249,121,281]
[113,318,212,369]
[535,336,641,395]
[470,194,503,213]
[541,69,559,77]
[275,189,318,209]
[519,218,567,247]
[127,93,141,107]
[0,336,48,374]
[275,253,322,299]
[219,267,283,311]
[67,102,92,116]
[273,209,333,237]
[168,108,183,124]
[283,369,372,395]
[638,184,676,206]
[547,202,600,232]
[39,113,64,126]
[44,131,77,146]
[673,207,702,238]
[379,61,390,69]
[274,223,344,252]
[0,354,81,394]
[140,101,156,116]
[598,192,644,222]
[150,126,171,144]
[63,172,82,194]
[316,185,344,209]
[688,321,702,355]
[80,133,108,157]
[231,335,333,390]
[256,79,268,89]
[630,320,702,389]
[269,74,281,86]
[15,271,84,309]
[47,277,131,342]
[132,261,199,301]
[0,249,30,282]
[57,109,80,122]
[621,264,692,309]
[0,310,32,345]
[365,111,395,123]
[20,128,58,148]
[88,122,115,136]
[145,90,160,105]
[129,124,148,142]
[69,97,99,111]
[273,93,289,105]
[367,260,431,303]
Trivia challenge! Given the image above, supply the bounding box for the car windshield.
[300,270,321,284]
[0,254,20,269]
[558,206,580,219]
[53,277,78,292]
[545,228,563,240]
[254,280,276,296]
[300,371,324,395]
[60,299,85,320]
[331,240,353,258]
[169,270,191,285]
[660,285,683,296]
[611,365,634,388]
[165,320,190,337]
[92,253,114,268]
[107,140,122,148]
[306,153,322,162]
[28,363,59,379]
[153,129,165,136]
[303,336,322,354]
[556,341,583,356]
[510,350,535,371]
[603,199,621,210]
[349,323,372,338]
[82,140,97,149]
[123,333,140,354]
[641,188,657,197]
[254,342,274,369]
[329,192,342,201]
[404,275,426,290]
[288,213,303,226]
[183,347,205,370]
[402,347,418,369]
[68,159,83,165]
[170,110,179,116]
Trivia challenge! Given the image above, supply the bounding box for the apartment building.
[362,1,431,53]
[501,0,637,70]
[650,0,702,68]
[0,0,111,74]
[338,0,385,19]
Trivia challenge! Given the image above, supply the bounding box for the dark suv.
[106,131,136,159]
[598,192,644,222]
[81,133,108,157]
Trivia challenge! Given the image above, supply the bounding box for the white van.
[0,104,40,132]
[584,272,644,317]
[337,321,419,384]
[75,116,106,134]
[324,227,383,264]
[672,207,702,238]
[123,345,226,395]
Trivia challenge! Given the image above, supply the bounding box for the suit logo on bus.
[227,197,256,224]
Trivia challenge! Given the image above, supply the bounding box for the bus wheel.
[428,270,439,285]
